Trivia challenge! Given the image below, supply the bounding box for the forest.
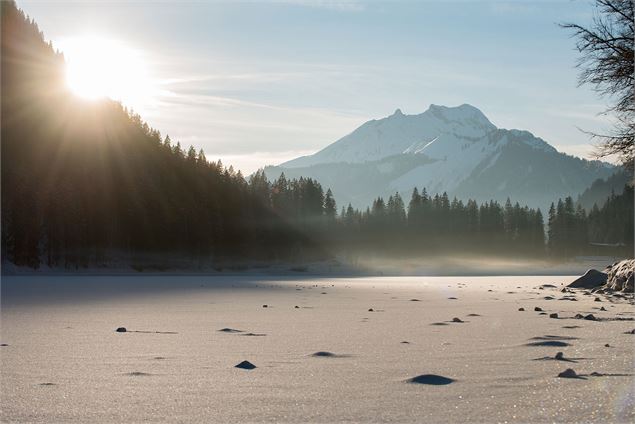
[250,171,633,259]
[1,1,633,269]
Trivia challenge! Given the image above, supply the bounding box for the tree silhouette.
[561,0,634,168]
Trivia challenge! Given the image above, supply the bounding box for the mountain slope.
[267,105,615,210]
[1,1,316,268]
[577,169,633,210]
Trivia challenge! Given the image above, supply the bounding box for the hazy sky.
[19,0,612,174]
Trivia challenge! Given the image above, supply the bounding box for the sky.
[18,0,613,174]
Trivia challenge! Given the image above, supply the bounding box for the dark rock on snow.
[311,351,337,357]
[558,368,583,379]
[235,360,257,370]
[568,259,634,292]
[407,374,455,385]
[568,269,608,289]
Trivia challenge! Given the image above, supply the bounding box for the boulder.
[568,269,607,289]
[603,259,634,292]
[568,259,634,293]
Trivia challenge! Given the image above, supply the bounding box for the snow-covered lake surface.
[2,275,634,423]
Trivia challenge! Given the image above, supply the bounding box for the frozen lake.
[2,275,634,423]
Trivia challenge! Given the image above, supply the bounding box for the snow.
[280,104,553,186]
[281,104,497,168]
[2,274,633,423]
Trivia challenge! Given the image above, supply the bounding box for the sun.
[60,36,155,111]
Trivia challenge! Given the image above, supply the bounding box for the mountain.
[265,104,617,210]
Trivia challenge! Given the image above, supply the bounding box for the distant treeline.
[549,186,634,257]
[252,171,634,258]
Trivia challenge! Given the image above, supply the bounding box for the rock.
[451,317,463,323]
[116,327,127,333]
[539,312,547,315]
[574,314,584,319]
[534,307,543,312]
[555,352,564,360]
[568,269,608,289]
[527,340,570,347]
[549,313,559,319]
[294,305,299,309]
[518,307,525,311]
[600,306,607,311]
[624,329,635,334]
[311,351,336,357]
[218,328,243,333]
[584,314,597,321]
[602,259,634,292]
[235,360,256,370]
[407,374,455,385]
[594,297,602,302]
[262,305,268,308]
[605,343,610,347]
[368,308,374,312]
[0,343,8,347]
[558,368,581,378]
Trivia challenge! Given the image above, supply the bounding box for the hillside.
[0,1,316,269]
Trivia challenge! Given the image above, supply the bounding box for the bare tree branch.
[561,0,634,170]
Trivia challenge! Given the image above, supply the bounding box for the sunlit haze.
[60,36,156,112]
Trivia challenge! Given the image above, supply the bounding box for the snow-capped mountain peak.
[268,103,615,210]
[283,104,510,169]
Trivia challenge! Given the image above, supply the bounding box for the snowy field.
[1,275,634,423]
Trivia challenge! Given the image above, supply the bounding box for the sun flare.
[61,36,155,111]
